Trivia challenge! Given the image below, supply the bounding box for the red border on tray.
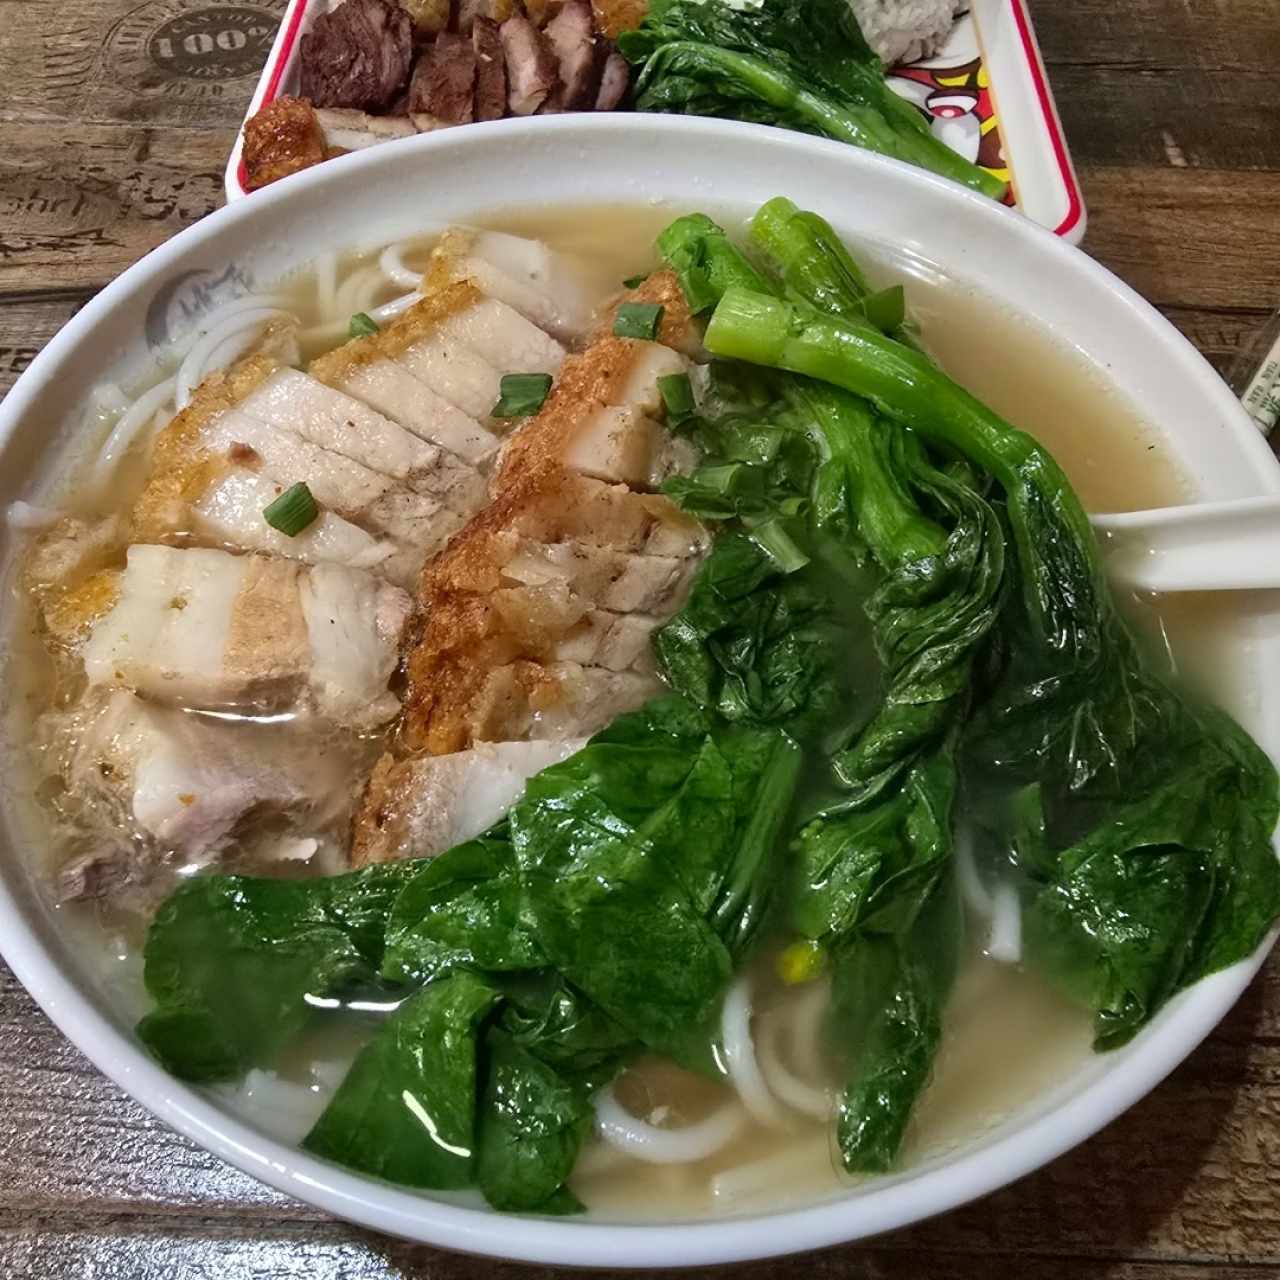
[1007,0,1083,238]
[235,0,310,192]
[235,0,1085,241]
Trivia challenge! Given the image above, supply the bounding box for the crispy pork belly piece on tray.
[314,108,416,152]
[352,737,585,865]
[81,545,409,729]
[590,0,648,40]
[242,97,330,191]
[300,0,413,111]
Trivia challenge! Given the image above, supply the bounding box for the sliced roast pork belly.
[24,516,126,645]
[314,108,416,152]
[409,31,477,128]
[81,546,409,729]
[132,354,480,582]
[237,366,486,512]
[300,0,414,111]
[242,97,330,191]
[540,0,600,113]
[353,737,585,865]
[310,281,564,430]
[53,689,363,900]
[427,228,598,341]
[500,15,560,115]
[594,49,629,110]
[471,17,508,121]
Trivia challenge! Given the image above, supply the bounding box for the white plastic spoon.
[1091,495,1280,593]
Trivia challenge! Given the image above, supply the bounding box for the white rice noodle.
[334,264,387,319]
[90,382,130,418]
[313,252,339,318]
[954,822,995,919]
[369,290,420,323]
[594,1086,746,1165]
[756,1013,832,1121]
[720,975,786,1127]
[379,241,424,290]
[6,500,66,531]
[709,1132,835,1205]
[174,308,293,409]
[94,380,176,482]
[986,883,1023,965]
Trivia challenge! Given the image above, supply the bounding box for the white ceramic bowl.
[0,116,1277,1267]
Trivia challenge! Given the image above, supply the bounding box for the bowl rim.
[1,113,1277,1267]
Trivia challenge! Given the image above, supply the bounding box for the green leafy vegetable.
[476,1030,593,1213]
[510,696,802,1056]
[137,863,415,1082]
[348,311,379,338]
[262,481,319,538]
[381,835,544,985]
[620,0,1006,200]
[304,972,498,1188]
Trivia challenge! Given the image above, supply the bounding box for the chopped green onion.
[613,302,664,341]
[695,462,745,496]
[677,265,719,315]
[263,482,319,538]
[657,372,695,421]
[491,372,553,419]
[748,517,810,574]
[349,312,379,338]
[622,273,648,289]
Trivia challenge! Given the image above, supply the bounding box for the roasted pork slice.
[242,97,329,191]
[471,16,508,121]
[314,107,417,151]
[54,691,360,897]
[409,31,476,126]
[310,351,500,465]
[500,15,560,115]
[309,281,563,425]
[81,546,410,728]
[427,228,598,341]
[456,0,516,34]
[594,48,629,110]
[352,736,585,865]
[540,0,601,112]
[300,0,414,111]
[237,367,486,512]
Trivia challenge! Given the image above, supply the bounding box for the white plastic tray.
[224,0,1084,243]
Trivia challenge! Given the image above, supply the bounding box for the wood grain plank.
[1080,166,1280,311]
[0,292,90,399]
[0,122,232,292]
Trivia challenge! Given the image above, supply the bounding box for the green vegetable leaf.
[621,0,1005,199]
[304,972,499,1189]
[476,1030,593,1213]
[349,311,380,338]
[381,835,544,985]
[137,863,416,1082]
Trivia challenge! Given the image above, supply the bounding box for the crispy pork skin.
[242,97,328,191]
[300,0,414,110]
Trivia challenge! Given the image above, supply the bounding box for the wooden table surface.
[3,1,1280,1275]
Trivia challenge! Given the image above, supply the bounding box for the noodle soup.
[3,199,1269,1224]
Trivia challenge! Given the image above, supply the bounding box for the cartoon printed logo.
[888,12,1012,201]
